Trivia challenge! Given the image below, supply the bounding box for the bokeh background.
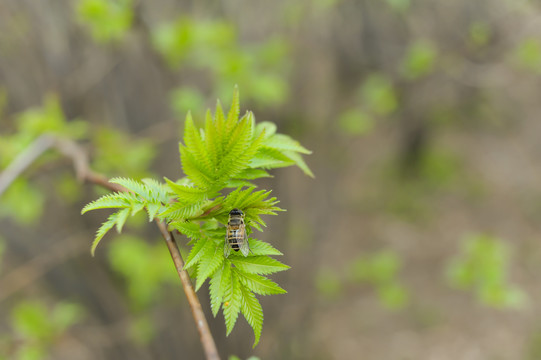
[2,0,541,359]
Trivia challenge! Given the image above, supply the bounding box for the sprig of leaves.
[82,87,312,346]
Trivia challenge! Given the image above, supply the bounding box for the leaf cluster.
[82,88,312,346]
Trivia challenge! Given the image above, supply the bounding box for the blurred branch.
[0,233,88,302]
[0,134,221,360]
[0,134,55,196]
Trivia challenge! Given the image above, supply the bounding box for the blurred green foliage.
[229,356,260,360]
[170,86,206,120]
[385,0,411,13]
[338,73,397,137]
[338,108,374,136]
[360,73,398,116]
[107,235,180,310]
[0,95,88,224]
[91,127,156,179]
[316,250,409,310]
[347,251,409,309]
[469,21,491,47]
[0,179,45,225]
[446,233,527,308]
[513,38,541,73]
[0,301,84,360]
[77,0,134,43]
[152,18,289,109]
[401,40,437,80]
[370,148,465,221]
[315,268,343,299]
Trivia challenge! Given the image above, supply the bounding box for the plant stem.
[1,134,221,360]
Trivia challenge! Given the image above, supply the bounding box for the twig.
[0,134,55,196]
[0,134,221,360]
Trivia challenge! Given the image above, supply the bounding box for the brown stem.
[0,134,221,360]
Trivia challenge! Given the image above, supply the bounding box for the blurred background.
[1,0,541,359]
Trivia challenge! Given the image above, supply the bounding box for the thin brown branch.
[0,134,221,360]
[0,134,55,196]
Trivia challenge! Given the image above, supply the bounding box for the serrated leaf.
[91,211,120,256]
[235,270,287,295]
[254,121,276,139]
[249,147,295,169]
[184,237,210,270]
[224,271,242,335]
[170,220,201,239]
[115,208,130,233]
[146,202,162,220]
[209,264,227,317]
[248,239,283,256]
[160,200,204,220]
[233,169,271,180]
[130,201,146,216]
[224,179,257,188]
[164,177,210,202]
[236,189,272,210]
[179,144,213,189]
[109,177,151,199]
[230,256,290,275]
[183,112,213,173]
[81,192,140,214]
[141,178,171,203]
[239,282,263,347]
[263,134,312,154]
[283,151,314,178]
[195,241,224,291]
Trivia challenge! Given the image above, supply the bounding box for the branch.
[0,134,221,360]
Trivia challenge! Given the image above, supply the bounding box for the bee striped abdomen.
[225,208,250,257]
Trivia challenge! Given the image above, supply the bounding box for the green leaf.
[145,202,162,221]
[115,208,131,233]
[195,241,224,291]
[224,271,242,335]
[239,282,263,346]
[183,237,210,270]
[179,144,214,188]
[283,151,314,178]
[248,239,283,256]
[209,264,229,317]
[164,177,209,202]
[159,200,204,220]
[235,270,287,295]
[169,220,201,239]
[233,168,272,180]
[263,133,311,154]
[81,192,140,214]
[230,256,289,275]
[141,178,171,203]
[109,177,151,199]
[183,112,214,172]
[91,211,122,255]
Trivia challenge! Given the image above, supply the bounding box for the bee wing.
[224,230,232,258]
[239,223,251,257]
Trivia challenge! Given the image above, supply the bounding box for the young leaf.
[230,256,290,275]
[248,239,283,256]
[81,192,140,214]
[195,241,224,291]
[224,272,242,335]
[235,270,287,295]
[183,237,210,270]
[91,211,121,256]
[239,282,263,347]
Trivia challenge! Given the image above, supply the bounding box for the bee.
[224,208,251,257]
